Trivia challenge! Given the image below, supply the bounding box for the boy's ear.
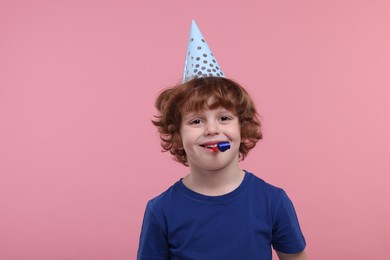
[175,135,184,150]
[240,138,249,144]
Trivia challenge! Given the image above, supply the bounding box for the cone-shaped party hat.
[182,20,225,83]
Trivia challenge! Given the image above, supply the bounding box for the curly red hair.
[152,77,262,166]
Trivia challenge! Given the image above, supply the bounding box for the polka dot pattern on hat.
[182,20,225,82]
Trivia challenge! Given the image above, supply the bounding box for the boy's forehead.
[181,106,235,116]
[182,96,222,110]
[180,92,237,116]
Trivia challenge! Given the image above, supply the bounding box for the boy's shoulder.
[247,171,289,201]
[249,171,282,191]
[145,180,181,213]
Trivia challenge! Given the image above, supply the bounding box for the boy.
[137,21,307,260]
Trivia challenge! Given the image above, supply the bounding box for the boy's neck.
[182,166,245,197]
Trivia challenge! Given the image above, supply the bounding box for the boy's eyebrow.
[218,108,233,112]
[182,108,236,118]
[182,111,203,118]
[215,107,237,114]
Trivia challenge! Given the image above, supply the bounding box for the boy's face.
[180,103,241,172]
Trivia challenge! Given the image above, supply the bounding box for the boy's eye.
[220,115,231,121]
[189,119,203,125]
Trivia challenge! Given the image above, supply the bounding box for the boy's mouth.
[200,142,230,152]
[200,143,219,152]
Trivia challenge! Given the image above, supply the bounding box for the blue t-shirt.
[137,171,306,260]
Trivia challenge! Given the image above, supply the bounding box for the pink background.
[1,0,389,259]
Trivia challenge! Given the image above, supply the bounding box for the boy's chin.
[189,158,239,172]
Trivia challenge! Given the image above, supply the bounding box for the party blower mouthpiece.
[211,142,231,152]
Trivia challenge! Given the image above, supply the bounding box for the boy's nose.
[204,122,220,136]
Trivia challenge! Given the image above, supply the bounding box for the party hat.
[182,20,225,82]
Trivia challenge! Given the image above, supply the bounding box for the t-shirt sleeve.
[137,202,170,260]
[271,189,306,254]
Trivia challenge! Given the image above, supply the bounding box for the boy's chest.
[165,200,273,258]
